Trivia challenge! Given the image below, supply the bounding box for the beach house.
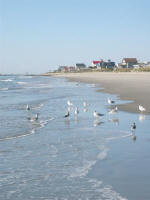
[121,58,138,68]
[91,60,104,68]
[75,63,86,71]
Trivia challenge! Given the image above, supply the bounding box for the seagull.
[131,122,136,131]
[27,113,39,122]
[138,105,146,112]
[108,106,118,114]
[26,104,30,111]
[74,107,79,115]
[84,108,88,112]
[83,102,88,107]
[93,111,104,118]
[108,98,115,105]
[67,100,73,107]
[64,111,70,118]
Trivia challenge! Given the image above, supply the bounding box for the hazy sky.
[0,0,150,74]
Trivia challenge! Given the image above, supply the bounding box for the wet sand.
[51,72,150,114]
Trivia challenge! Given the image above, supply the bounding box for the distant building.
[58,66,68,72]
[58,66,75,72]
[75,63,86,71]
[92,60,104,68]
[101,60,116,69]
[121,58,138,68]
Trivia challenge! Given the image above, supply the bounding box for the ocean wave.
[0,79,13,82]
[87,179,128,200]
[97,148,108,160]
[0,88,9,91]
[0,129,35,142]
[18,76,33,79]
[32,103,44,110]
[24,84,51,89]
[70,160,96,178]
[107,131,132,141]
[16,81,27,85]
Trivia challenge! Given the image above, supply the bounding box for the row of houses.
[57,58,150,72]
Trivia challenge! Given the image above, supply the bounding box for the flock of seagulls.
[25,97,147,141]
[64,98,138,140]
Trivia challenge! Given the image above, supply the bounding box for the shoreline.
[49,72,150,114]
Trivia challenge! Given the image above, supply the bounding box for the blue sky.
[0,0,150,74]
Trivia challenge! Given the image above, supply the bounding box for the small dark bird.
[131,122,136,131]
[64,111,69,118]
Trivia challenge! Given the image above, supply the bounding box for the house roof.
[93,60,104,64]
[76,63,86,68]
[123,58,137,63]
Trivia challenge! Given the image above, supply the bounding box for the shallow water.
[0,75,150,200]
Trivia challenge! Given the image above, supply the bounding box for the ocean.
[0,75,150,200]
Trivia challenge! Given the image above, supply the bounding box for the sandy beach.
[51,72,150,114]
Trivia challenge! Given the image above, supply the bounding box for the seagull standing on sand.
[26,104,30,111]
[67,100,73,107]
[93,111,104,118]
[138,105,146,112]
[108,98,115,105]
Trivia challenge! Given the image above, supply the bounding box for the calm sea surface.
[0,75,150,200]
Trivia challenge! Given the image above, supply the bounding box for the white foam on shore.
[17,81,27,85]
[88,179,128,200]
[0,129,35,142]
[70,160,96,178]
[24,84,52,89]
[107,131,132,141]
[97,148,108,160]
[0,79,13,82]
[32,103,44,110]
[98,186,128,200]
[0,88,9,91]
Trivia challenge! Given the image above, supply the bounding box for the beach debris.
[93,111,104,118]
[138,105,146,112]
[108,98,115,105]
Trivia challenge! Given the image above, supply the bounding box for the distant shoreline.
[47,72,150,114]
